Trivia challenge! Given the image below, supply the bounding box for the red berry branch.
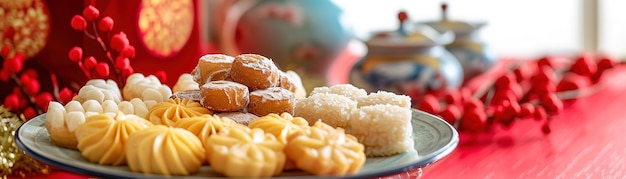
[68,5,168,87]
[0,44,76,119]
[415,53,621,135]
[68,5,140,87]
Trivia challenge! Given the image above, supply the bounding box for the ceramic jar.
[349,25,463,98]
[211,0,351,79]
[421,4,496,81]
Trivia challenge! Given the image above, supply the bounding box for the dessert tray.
[15,109,458,179]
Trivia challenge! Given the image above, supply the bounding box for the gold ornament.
[0,0,51,58]
[137,0,194,58]
[0,106,49,178]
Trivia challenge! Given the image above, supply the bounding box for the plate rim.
[15,109,458,179]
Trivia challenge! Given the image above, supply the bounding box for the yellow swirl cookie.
[74,112,153,165]
[172,114,246,146]
[146,98,213,126]
[206,127,286,177]
[285,121,366,176]
[126,125,205,176]
[248,113,309,144]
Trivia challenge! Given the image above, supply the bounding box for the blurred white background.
[332,0,626,59]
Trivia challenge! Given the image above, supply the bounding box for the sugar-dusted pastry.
[171,89,201,102]
[126,125,205,176]
[310,84,367,101]
[356,91,412,109]
[172,114,246,146]
[146,98,213,126]
[283,70,307,99]
[74,112,153,165]
[205,127,286,177]
[199,80,249,112]
[248,113,309,144]
[247,87,296,116]
[173,73,200,93]
[214,111,259,126]
[350,104,413,157]
[123,73,172,102]
[285,121,366,176]
[294,93,357,130]
[229,54,280,91]
[191,54,234,85]
[73,79,122,103]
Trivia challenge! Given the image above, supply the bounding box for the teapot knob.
[440,2,448,21]
[397,11,409,35]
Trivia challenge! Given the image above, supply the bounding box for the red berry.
[597,55,616,71]
[513,66,530,82]
[84,56,97,70]
[534,106,547,121]
[460,87,473,103]
[557,72,591,92]
[154,71,167,83]
[495,73,515,89]
[98,16,114,32]
[70,15,87,31]
[95,62,110,77]
[23,79,40,96]
[537,56,555,69]
[569,53,597,77]
[461,108,488,133]
[531,81,556,95]
[82,5,100,21]
[439,104,461,125]
[531,67,555,86]
[122,66,134,78]
[58,87,75,104]
[0,69,11,82]
[110,32,129,52]
[23,107,37,120]
[541,122,551,134]
[3,56,23,74]
[115,57,130,70]
[35,92,53,111]
[417,94,440,114]
[541,93,563,113]
[4,94,20,110]
[1,45,9,57]
[443,91,461,105]
[22,69,38,79]
[121,45,136,58]
[464,98,484,112]
[68,46,83,62]
[519,103,535,118]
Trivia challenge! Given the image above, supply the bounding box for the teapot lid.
[422,3,485,34]
[365,11,454,48]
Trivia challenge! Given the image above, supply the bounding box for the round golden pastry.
[278,71,297,94]
[247,87,296,116]
[75,112,154,165]
[200,80,249,112]
[191,54,234,85]
[126,125,205,176]
[146,98,213,126]
[205,126,286,177]
[229,54,280,91]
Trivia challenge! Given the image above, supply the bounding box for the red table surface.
[8,48,626,179]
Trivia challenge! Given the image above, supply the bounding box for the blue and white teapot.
[349,12,463,99]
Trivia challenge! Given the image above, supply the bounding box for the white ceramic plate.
[15,109,458,179]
